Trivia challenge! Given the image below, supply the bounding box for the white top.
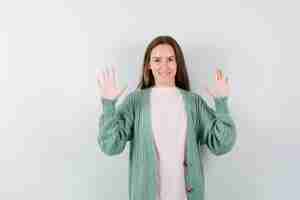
[150,86,188,200]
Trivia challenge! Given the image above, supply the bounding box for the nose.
[160,59,170,68]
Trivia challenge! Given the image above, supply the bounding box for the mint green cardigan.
[98,87,236,200]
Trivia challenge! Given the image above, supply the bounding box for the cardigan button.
[186,186,193,193]
[183,160,188,167]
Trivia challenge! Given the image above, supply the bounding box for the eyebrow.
[151,56,175,59]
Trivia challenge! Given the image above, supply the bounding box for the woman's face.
[148,44,177,87]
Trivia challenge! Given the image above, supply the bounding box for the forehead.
[150,44,175,57]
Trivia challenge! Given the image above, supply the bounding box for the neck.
[154,85,176,88]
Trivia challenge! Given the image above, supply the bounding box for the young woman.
[96,35,236,200]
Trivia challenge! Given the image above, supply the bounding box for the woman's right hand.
[96,67,127,100]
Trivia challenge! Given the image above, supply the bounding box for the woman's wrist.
[101,98,117,113]
[213,96,230,114]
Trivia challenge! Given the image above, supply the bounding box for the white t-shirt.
[150,86,188,200]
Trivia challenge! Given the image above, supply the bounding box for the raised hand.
[205,68,230,98]
[96,66,127,100]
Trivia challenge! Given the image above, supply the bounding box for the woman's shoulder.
[177,88,204,101]
[119,88,144,106]
[127,88,144,99]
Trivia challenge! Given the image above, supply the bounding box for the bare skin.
[96,45,230,100]
[147,44,177,88]
[206,69,230,98]
[96,66,127,100]
[97,67,230,100]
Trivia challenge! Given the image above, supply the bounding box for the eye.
[168,57,175,62]
[153,58,160,63]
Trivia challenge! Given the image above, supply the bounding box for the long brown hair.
[136,35,190,91]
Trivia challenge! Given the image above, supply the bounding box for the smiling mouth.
[159,72,171,76]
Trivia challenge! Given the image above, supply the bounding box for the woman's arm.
[196,95,237,156]
[97,93,135,156]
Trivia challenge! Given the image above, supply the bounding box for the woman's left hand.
[206,68,230,98]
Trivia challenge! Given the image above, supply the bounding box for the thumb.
[117,84,128,98]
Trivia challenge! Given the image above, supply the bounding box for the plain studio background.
[1,0,299,199]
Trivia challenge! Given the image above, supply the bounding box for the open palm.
[96,67,127,100]
[206,68,230,98]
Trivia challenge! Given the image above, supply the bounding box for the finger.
[102,68,106,82]
[217,68,223,80]
[96,69,103,87]
[105,67,111,82]
[112,66,117,87]
[96,78,102,90]
[215,69,220,81]
[219,69,224,79]
[96,70,103,96]
[96,68,101,81]
[104,67,109,82]
[96,77,102,89]
[119,85,128,97]
[106,67,112,83]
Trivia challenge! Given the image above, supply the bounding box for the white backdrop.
[1,0,299,199]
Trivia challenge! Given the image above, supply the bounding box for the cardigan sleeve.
[196,95,237,156]
[97,92,135,156]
